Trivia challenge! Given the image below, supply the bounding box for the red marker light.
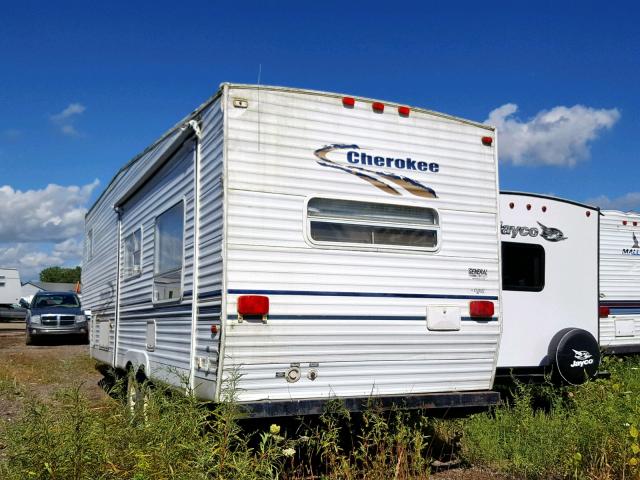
[542,206,547,212]
[623,221,628,225]
[509,202,515,209]
[586,211,591,217]
[210,325,218,334]
[342,96,355,107]
[237,295,269,316]
[634,222,638,227]
[599,306,610,318]
[470,301,494,318]
[526,204,532,211]
[481,136,493,146]
[372,102,384,113]
[398,106,410,116]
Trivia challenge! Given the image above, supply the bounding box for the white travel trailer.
[0,268,22,307]
[83,83,503,416]
[599,210,640,353]
[497,193,600,384]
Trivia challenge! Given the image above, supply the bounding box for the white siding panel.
[223,86,501,402]
[600,210,640,349]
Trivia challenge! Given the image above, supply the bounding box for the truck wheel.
[548,328,600,385]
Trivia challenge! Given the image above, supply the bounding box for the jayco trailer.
[599,210,640,353]
[0,268,22,307]
[497,193,600,384]
[83,84,502,416]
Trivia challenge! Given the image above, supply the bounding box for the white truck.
[599,210,640,353]
[497,193,600,385]
[0,268,25,322]
[83,83,503,416]
[0,268,22,307]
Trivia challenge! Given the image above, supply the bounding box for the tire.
[548,328,600,385]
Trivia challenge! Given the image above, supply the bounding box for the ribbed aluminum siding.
[600,210,640,348]
[222,86,500,402]
[83,98,225,396]
[193,99,224,398]
[83,130,184,365]
[116,142,195,387]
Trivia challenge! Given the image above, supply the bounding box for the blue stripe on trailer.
[226,314,498,322]
[228,289,498,301]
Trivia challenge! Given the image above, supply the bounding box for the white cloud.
[50,102,86,136]
[486,103,620,167]
[0,240,83,281]
[586,192,640,212]
[0,181,98,281]
[50,103,86,121]
[0,180,99,243]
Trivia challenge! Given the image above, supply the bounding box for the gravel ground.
[0,329,109,423]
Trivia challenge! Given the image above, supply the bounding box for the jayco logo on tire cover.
[570,349,594,368]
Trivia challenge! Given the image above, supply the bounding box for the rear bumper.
[603,344,640,355]
[239,390,500,418]
[28,324,88,336]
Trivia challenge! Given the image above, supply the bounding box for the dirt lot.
[0,325,109,423]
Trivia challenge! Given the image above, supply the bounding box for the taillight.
[237,295,269,323]
[470,301,494,318]
[599,306,610,318]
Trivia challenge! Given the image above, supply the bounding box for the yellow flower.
[270,424,281,435]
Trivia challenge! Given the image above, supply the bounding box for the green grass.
[460,356,640,479]
[2,357,640,479]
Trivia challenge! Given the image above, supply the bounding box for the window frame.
[304,196,441,253]
[501,241,546,292]
[123,227,143,280]
[152,200,186,304]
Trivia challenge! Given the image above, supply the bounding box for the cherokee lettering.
[345,150,440,173]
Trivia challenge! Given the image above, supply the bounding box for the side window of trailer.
[153,202,184,302]
[307,198,439,250]
[502,242,545,292]
[123,228,142,279]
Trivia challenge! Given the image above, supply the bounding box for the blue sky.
[1,1,638,279]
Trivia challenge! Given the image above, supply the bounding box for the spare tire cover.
[549,328,600,385]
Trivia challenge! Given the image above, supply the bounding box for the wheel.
[548,328,600,385]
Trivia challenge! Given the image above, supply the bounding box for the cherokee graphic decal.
[313,144,437,198]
